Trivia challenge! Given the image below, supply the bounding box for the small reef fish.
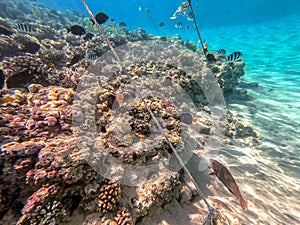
[209,159,248,210]
[206,53,216,62]
[185,25,190,31]
[227,51,243,62]
[179,112,193,124]
[175,22,183,29]
[119,22,127,28]
[116,92,124,103]
[83,32,94,41]
[87,53,97,61]
[91,12,109,25]
[158,22,165,28]
[17,23,36,32]
[0,96,15,104]
[107,94,119,110]
[66,25,86,36]
[216,48,226,55]
[22,42,40,54]
[187,11,194,21]
[0,25,14,36]
[0,70,4,89]
[110,18,115,23]
[69,54,83,65]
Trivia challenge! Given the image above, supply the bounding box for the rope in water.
[187,0,206,55]
[81,0,213,210]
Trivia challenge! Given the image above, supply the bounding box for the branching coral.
[96,180,122,213]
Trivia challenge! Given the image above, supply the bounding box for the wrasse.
[209,159,248,210]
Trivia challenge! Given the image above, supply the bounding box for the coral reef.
[133,170,180,217]
[114,208,133,225]
[0,1,258,225]
[1,54,49,88]
[96,180,122,213]
[208,58,246,94]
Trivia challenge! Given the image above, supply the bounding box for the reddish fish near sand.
[209,159,248,210]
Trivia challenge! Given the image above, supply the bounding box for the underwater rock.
[38,47,68,68]
[208,59,246,94]
[17,184,66,225]
[0,54,50,88]
[0,35,21,60]
[13,33,41,54]
[133,170,180,217]
[184,40,197,52]
[225,110,258,141]
[26,86,74,137]
[50,39,67,50]
[0,141,45,219]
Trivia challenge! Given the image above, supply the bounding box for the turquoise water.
[205,14,300,224]
[1,0,300,224]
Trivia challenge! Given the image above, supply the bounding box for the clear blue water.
[41,0,300,29]
[1,0,300,224]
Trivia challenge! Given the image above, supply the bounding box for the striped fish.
[216,48,226,55]
[87,53,97,61]
[17,23,36,32]
[227,51,242,62]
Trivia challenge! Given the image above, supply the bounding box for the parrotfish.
[209,159,248,210]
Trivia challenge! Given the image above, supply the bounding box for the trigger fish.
[209,159,248,210]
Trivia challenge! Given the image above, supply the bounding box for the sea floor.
[1,3,300,224]
[184,14,300,225]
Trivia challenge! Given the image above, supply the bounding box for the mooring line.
[187,0,207,55]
